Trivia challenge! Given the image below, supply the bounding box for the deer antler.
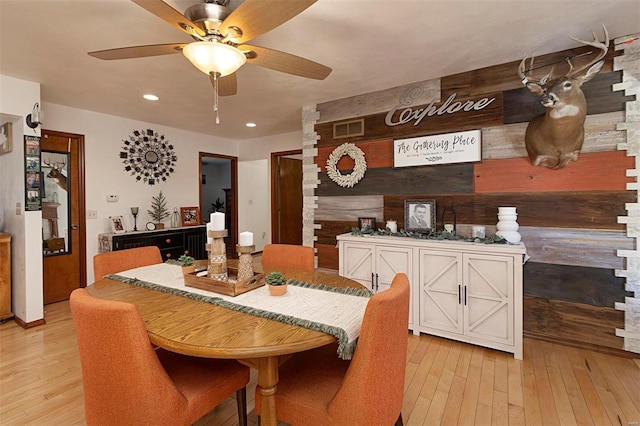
[566,24,609,78]
[518,55,554,86]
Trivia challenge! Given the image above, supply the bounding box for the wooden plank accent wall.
[474,151,635,193]
[309,34,638,354]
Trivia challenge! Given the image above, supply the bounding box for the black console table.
[98,225,207,260]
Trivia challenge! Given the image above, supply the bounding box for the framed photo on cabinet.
[180,207,200,227]
[404,199,436,233]
[109,215,127,234]
[358,217,376,231]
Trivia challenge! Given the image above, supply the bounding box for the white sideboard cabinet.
[337,233,526,359]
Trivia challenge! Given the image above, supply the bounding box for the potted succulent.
[265,271,288,296]
[178,253,196,274]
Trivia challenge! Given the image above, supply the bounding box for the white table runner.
[111,263,372,359]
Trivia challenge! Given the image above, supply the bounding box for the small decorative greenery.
[209,197,225,213]
[147,190,170,223]
[177,254,195,267]
[350,226,508,244]
[265,271,287,286]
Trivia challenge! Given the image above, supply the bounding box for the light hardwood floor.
[1,300,638,425]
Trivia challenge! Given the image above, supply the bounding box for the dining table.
[87,260,368,426]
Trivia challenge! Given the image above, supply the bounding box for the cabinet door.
[341,242,374,290]
[375,246,412,293]
[463,253,513,345]
[376,245,413,327]
[419,249,463,334]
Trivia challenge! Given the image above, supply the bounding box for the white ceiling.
[1,0,638,141]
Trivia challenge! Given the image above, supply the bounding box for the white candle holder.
[236,244,255,281]
[207,229,228,280]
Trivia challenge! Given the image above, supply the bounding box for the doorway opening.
[271,150,303,245]
[41,130,86,304]
[199,152,238,258]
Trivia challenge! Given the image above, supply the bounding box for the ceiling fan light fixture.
[182,42,246,77]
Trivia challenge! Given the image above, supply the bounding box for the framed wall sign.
[0,122,12,155]
[394,129,481,167]
[404,199,436,233]
[24,135,41,211]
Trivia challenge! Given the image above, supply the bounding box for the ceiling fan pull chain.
[211,72,220,125]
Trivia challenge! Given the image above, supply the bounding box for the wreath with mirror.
[120,129,177,185]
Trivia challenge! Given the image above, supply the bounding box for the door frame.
[270,149,302,244]
[198,152,238,253]
[41,129,87,291]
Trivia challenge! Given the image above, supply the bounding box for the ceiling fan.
[88,0,332,123]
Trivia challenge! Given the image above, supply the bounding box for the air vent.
[333,119,364,139]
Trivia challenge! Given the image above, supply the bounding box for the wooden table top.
[87,263,364,359]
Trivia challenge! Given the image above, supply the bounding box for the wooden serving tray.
[184,266,265,297]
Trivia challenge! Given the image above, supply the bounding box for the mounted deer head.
[44,157,68,192]
[518,25,609,169]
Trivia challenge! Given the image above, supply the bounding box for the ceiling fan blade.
[210,73,238,96]
[131,0,206,38]
[220,0,316,44]
[242,45,331,80]
[89,43,186,60]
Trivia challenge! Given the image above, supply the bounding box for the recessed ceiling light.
[143,94,159,101]
[246,122,256,127]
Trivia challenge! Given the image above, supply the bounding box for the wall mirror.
[41,151,71,256]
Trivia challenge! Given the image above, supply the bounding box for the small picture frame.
[109,215,127,234]
[180,207,201,227]
[404,199,436,233]
[358,217,377,231]
[0,122,12,155]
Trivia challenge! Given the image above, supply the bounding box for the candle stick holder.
[207,229,228,281]
[130,207,139,232]
[236,244,255,281]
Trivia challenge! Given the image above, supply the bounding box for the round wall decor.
[326,143,367,188]
[120,129,177,185]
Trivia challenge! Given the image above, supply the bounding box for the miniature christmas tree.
[147,190,170,224]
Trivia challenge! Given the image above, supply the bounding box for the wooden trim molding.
[14,316,46,329]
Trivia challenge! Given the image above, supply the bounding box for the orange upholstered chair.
[261,244,314,272]
[70,288,250,426]
[255,272,411,426]
[93,246,163,281]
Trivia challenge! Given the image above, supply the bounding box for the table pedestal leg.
[239,356,279,426]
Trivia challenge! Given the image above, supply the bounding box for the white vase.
[495,207,521,243]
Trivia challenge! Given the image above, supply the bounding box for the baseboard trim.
[14,316,46,329]
[523,330,638,359]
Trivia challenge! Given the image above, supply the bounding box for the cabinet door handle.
[166,238,171,243]
[458,285,462,304]
[371,273,375,291]
[166,253,172,258]
[464,286,467,305]
[375,273,379,291]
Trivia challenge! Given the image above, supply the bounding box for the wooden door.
[272,154,302,245]
[42,130,86,304]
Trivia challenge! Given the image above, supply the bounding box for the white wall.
[0,75,43,323]
[237,130,303,251]
[1,75,304,324]
[238,160,270,252]
[42,102,240,282]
